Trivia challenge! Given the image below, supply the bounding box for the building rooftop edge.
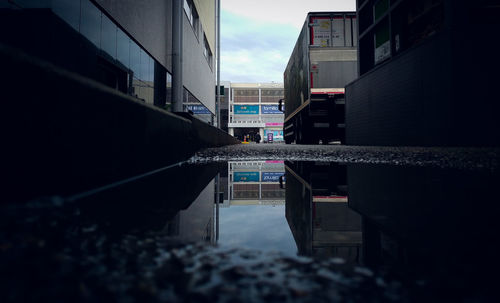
[228,82,284,88]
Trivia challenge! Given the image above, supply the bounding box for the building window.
[261,89,284,103]
[234,89,259,103]
[203,35,213,68]
[5,0,163,106]
[183,0,199,38]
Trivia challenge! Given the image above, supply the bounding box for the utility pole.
[216,0,221,127]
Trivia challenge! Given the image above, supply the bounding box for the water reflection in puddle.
[159,159,500,286]
[2,159,499,301]
[218,161,296,255]
[211,161,363,265]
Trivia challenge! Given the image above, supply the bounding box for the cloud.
[221,10,298,82]
[220,0,356,82]
[221,0,356,29]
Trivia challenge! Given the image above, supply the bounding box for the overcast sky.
[220,0,356,83]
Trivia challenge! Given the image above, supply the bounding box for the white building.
[225,161,285,207]
[227,83,284,143]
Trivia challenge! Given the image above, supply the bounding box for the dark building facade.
[0,0,217,122]
[0,0,230,202]
[346,0,500,146]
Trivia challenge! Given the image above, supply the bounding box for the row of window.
[183,0,213,69]
[3,0,213,117]
[3,0,161,105]
[234,89,284,96]
[233,89,285,103]
[233,97,284,103]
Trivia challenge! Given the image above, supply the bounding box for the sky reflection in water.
[218,204,297,255]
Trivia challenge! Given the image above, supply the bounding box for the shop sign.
[186,105,211,114]
[233,172,259,182]
[265,123,283,127]
[261,172,285,182]
[264,130,284,141]
[234,105,259,114]
[261,105,283,114]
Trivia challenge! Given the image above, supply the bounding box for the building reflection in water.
[284,160,500,295]
[216,161,297,254]
[75,158,500,293]
[76,163,224,244]
[284,161,363,264]
[227,161,286,207]
[348,163,500,291]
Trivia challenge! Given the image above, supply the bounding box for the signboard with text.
[261,172,285,182]
[233,172,260,182]
[234,105,259,115]
[261,105,283,114]
[186,105,211,115]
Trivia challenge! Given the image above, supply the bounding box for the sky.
[220,0,356,83]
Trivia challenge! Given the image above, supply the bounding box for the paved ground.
[191,143,500,171]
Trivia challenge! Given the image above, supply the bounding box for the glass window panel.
[133,79,143,100]
[52,0,80,31]
[166,72,172,104]
[130,40,141,79]
[80,0,101,48]
[100,13,117,59]
[183,0,192,26]
[116,28,130,69]
[139,49,149,82]
[145,86,154,104]
[148,56,155,83]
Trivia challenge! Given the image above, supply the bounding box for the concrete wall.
[96,0,173,72]
[183,1,216,113]
[194,0,215,51]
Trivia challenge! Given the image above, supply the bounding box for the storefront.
[264,123,284,142]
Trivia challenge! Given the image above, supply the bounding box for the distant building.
[0,0,217,123]
[227,82,285,143]
[224,161,285,207]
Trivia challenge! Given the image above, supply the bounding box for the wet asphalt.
[191,143,500,171]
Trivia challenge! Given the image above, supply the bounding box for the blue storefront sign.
[186,105,211,115]
[234,105,259,115]
[261,105,283,114]
[233,172,260,182]
[261,172,285,182]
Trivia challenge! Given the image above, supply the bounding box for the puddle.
[1,159,499,302]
